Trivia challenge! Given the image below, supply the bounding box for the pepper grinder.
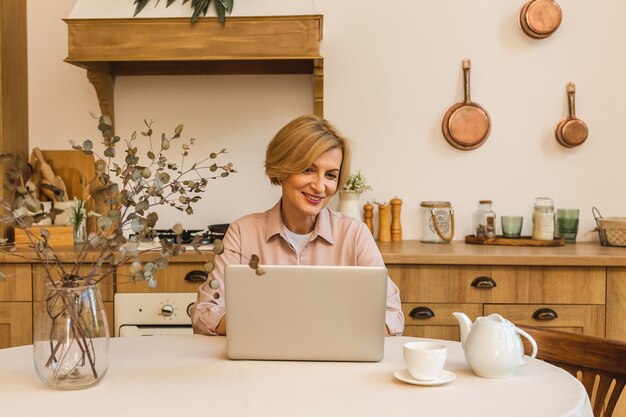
[363,202,374,235]
[390,197,403,242]
[378,203,391,242]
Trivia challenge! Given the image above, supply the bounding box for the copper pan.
[555,83,588,148]
[442,59,491,151]
[519,0,562,39]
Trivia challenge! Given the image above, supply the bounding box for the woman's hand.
[216,316,227,335]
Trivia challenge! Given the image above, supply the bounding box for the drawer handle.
[532,308,558,321]
[184,270,208,283]
[471,276,497,289]
[409,306,435,319]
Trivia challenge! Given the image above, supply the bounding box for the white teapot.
[453,312,538,378]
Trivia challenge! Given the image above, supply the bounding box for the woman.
[191,115,404,335]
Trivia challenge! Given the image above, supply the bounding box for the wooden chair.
[518,325,626,417]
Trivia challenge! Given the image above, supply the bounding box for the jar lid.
[479,200,492,204]
[534,197,554,208]
[421,201,451,208]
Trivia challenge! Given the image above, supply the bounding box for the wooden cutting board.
[29,150,108,233]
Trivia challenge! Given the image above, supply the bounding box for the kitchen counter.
[2,241,626,266]
[377,241,626,266]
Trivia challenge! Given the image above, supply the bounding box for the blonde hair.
[265,115,352,189]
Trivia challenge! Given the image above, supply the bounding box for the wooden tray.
[465,235,565,247]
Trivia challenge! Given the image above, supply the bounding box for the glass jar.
[475,200,496,238]
[532,197,555,240]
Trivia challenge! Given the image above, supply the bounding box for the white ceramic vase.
[338,190,362,220]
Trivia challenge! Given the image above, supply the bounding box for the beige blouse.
[191,201,404,336]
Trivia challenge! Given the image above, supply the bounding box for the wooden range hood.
[64,15,323,129]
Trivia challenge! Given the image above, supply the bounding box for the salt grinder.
[363,202,374,235]
[378,203,391,242]
[390,197,403,242]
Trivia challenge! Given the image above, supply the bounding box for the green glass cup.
[556,208,580,243]
[501,216,523,238]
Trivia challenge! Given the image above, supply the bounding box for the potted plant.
[339,171,372,220]
[0,115,255,389]
[133,0,234,24]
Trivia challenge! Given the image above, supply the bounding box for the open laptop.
[224,264,388,362]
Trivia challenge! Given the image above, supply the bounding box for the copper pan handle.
[567,82,577,118]
[463,59,472,104]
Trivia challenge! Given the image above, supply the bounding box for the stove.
[152,224,229,245]
[114,292,197,337]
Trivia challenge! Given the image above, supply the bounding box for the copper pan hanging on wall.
[442,59,491,151]
[519,0,562,39]
[555,83,588,148]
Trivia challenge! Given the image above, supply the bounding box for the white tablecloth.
[0,335,592,417]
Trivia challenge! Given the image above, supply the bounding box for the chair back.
[518,325,626,417]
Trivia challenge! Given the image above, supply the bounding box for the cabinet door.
[484,304,605,337]
[0,302,32,347]
[116,263,206,293]
[0,264,31,301]
[402,303,481,341]
[607,267,626,341]
[389,265,605,304]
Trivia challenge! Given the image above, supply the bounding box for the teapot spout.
[453,312,473,346]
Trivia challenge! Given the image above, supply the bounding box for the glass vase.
[338,190,362,220]
[73,221,87,244]
[33,281,110,389]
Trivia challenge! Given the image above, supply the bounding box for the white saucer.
[393,369,456,386]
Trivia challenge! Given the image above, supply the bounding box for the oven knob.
[161,305,175,317]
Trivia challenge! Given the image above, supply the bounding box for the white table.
[0,335,592,417]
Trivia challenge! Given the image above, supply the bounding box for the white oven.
[114,292,197,337]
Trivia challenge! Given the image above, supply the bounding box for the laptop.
[224,264,388,362]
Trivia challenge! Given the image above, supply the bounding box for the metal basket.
[593,207,626,247]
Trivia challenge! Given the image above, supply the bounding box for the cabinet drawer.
[389,265,605,304]
[0,264,31,301]
[116,263,206,293]
[401,303,481,341]
[32,265,114,302]
[484,304,605,337]
[0,302,32,347]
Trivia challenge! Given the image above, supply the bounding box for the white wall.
[27,0,626,241]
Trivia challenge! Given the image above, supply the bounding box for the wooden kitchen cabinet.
[0,302,32,348]
[388,265,606,340]
[0,264,32,347]
[116,262,207,294]
[607,267,626,341]
[380,242,620,342]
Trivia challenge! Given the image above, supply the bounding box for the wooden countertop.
[3,241,626,267]
[377,241,626,266]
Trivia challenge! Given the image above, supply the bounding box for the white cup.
[403,342,448,381]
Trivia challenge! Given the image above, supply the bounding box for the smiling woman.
[190,114,405,337]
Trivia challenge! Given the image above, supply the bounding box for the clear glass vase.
[33,281,110,389]
[73,221,87,244]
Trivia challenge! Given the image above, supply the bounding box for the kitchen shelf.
[64,15,324,129]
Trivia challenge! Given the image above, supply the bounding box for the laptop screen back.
[224,264,388,362]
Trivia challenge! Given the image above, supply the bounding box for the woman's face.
[280,147,343,233]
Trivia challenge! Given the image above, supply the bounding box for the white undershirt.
[283,226,312,257]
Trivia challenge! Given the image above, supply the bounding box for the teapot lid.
[477,313,513,327]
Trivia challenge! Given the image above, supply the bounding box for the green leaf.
[174,124,183,135]
[133,0,151,17]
